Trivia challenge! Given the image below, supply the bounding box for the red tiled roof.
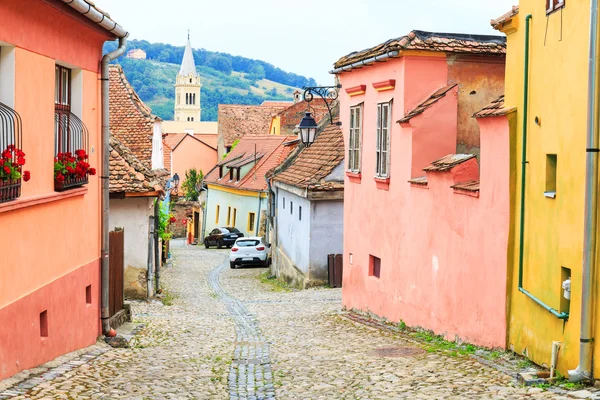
[491,6,519,30]
[163,140,172,173]
[218,104,289,147]
[109,64,158,167]
[262,101,294,107]
[271,121,344,191]
[334,30,506,70]
[163,133,186,150]
[205,135,298,192]
[473,95,516,118]
[451,180,480,192]
[276,99,331,136]
[109,136,168,194]
[423,154,476,172]
[398,84,457,123]
[194,134,218,149]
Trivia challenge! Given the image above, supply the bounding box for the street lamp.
[297,112,318,147]
[296,84,342,147]
[172,173,180,196]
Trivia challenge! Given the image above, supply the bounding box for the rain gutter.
[329,51,400,74]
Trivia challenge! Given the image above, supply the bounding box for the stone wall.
[170,200,198,238]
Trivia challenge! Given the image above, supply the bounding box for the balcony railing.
[0,102,23,203]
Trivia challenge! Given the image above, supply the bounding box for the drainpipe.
[256,192,262,237]
[517,15,570,321]
[100,35,128,335]
[264,177,273,244]
[569,0,600,382]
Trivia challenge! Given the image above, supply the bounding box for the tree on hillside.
[182,168,204,201]
[248,64,265,81]
[206,54,232,75]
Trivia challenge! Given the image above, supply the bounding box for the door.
[109,229,125,317]
[194,212,200,241]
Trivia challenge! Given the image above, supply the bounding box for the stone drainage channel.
[208,260,276,400]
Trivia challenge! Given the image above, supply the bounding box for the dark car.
[204,227,244,249]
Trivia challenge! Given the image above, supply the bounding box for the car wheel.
[230,261,236,269]
[204,240,210,249]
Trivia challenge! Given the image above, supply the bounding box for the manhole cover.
[372,346,426,358]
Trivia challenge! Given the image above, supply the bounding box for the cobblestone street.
[1,241,598,399]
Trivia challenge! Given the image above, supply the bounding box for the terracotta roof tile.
[451,180,480,192]
[205,136,298,192]
[109,136,168,194]
[408,176,428,186]
[473,95,516,118]
[163,133,186,150]
[334,30,506,70]
[491,6,519,30]
[271,120,344,191]
[423,154,476,172]
[398,84,457,123]
[218,104,289,147]
[276,99,330,136]
[109,64,158,167]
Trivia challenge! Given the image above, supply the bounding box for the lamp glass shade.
[173,173,180,187]
[297,112,318,146]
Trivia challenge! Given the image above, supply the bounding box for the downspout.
[256,192,262,237]
[569,0,600,382]
[101,35,127,335]
[517,15,569,320]
[264,176,272,244]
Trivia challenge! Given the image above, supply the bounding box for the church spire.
[179,31,197,77]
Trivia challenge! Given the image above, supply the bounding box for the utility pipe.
[329,51,400,74]
[61,0,127,38]
[517,15,569,320]
[569,0,600,382]
[100,35,127,334]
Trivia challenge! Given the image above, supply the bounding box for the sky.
[95,0,515,85]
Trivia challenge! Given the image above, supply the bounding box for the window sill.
[374,176,390,191]
[0,187,87,213]
[346,171,362,183]
[544,191,557,199]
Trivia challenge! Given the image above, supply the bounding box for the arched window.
[192,93,196,105]
[0,102,23,203]
[185,93,189,105]
[189,78,192,83]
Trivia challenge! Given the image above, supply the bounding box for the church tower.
[174,33,201,122]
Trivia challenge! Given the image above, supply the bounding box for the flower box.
[54,175,89,192]
[0,179,21,203]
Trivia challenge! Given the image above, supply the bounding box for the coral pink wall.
[171,136,218,177]
[0,0,110,380]
[338,55,510,348]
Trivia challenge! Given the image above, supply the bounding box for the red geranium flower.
[23,171,30,182]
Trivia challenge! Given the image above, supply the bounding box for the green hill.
[105,40,316,121]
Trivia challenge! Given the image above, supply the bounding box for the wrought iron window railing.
[54,109,90,192]
[0,102,23,203]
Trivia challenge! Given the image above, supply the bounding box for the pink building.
[334,31,510,347]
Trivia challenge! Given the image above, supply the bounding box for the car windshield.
[236,240,260,247]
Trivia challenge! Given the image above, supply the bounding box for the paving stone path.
[207,260,275,399]
[2,241,600,399]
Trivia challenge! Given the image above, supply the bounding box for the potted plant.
[54,149,96,192]
[0,144,30,203]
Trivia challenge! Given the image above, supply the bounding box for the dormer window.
[229,168,234,181]
[236,168,240,181]
[219,166,224,179]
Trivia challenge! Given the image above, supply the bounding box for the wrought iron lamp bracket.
[302,84,342,126]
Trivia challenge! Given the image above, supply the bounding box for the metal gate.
[109,228,124,317]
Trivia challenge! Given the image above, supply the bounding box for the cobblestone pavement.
[1,241,599,399]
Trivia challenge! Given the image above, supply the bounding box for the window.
[545,154,557,198]
[369,255,381,278]
[299,206,302,221]
[348,104,363,172]
[191,117,194,121]
[186,93,189,105]
[283,197,285,209]
[248,212,256,232]
[290,201,293,215]
[376,102,391,178]
[189,78,192,83]
[237,239,260,247]
[227,206,232,225]
[54,65,89,191]
[216,205,220,224]
[547,0,565,14]
[233,208,237,227]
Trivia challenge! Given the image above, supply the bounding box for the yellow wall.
[269,116,281,135]
[502,2,593,375]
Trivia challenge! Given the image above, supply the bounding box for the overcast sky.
[95,0,514,85]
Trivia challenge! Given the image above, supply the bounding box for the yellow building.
[495,1,599,379]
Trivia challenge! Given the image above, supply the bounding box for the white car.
[229,237,271,268]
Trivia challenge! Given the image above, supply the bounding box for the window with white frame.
[546,0,564,14]
[348,104,362,173]
[376,101,392,178]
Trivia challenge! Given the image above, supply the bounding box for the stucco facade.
[336,33,509,348]
[497,2,600,377]
[0,0,116,380]
[204,185,267,239]
[272,184,343,288]
[109,197,155,299]
[170,135,217,179]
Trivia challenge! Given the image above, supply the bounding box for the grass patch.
[517,359,535,369]
[411,330,477,355]
[161,289,175,306]
[559,381,587,391]
[258,271,291,292]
